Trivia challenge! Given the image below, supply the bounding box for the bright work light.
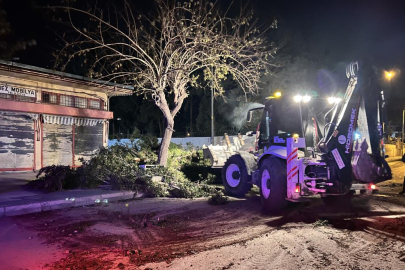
[327,97,342,104]
[302,95,311,103]
[293,95,303,103]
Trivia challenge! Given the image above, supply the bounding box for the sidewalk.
[0,171,37,194]
[0,172,136,217]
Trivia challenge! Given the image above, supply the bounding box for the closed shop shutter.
[0,111,35,170]
[74,123,103,165]
[42,124,73,166]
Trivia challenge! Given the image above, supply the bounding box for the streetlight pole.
[211,82,214,145]
[117,118,121,138]
[401,110,405,156]
[211,68,215,145]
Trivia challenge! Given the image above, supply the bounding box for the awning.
[43,114,104,126]
[0,110,39,120]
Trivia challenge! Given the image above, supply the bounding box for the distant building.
[0,60,132,171]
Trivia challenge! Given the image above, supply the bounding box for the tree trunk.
[158,117,163,138]
[158,117,174,166]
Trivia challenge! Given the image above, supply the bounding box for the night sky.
[1,0,405,124]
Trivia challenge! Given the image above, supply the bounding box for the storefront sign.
[0,85,36,98]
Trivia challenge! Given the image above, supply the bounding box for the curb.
[1,191,137,217]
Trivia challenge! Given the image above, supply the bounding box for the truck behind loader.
[204,61,392,213]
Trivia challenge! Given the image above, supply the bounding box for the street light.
[116,118,121,137]
[384,71,396,81]
[402,110,404,156]
[383,69,402,155]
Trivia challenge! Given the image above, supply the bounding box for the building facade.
[0,60,132,171]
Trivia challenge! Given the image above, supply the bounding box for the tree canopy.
[55,0,278,165]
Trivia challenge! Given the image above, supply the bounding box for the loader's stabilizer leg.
[352,140,392,183]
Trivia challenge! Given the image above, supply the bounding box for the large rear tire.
[259,157,287,213]
[222,155,252,197]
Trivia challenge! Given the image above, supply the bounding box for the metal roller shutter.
[0,111,35,170]
[42,124,73,166]
[74,123,103,166]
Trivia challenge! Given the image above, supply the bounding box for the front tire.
[222,155,252,197]
[259,157,287,213]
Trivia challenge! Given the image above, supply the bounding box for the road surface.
[2,190,405,270]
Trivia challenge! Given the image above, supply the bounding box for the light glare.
[384,71,395,80]
[302,95,311,103]
[293,95,303,103]
[328,97,342,104]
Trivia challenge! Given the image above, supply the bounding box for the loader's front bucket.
[352,140,392,183]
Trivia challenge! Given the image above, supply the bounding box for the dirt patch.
[13,197,277,268]
[9,177,405,269]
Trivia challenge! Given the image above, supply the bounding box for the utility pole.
[211,68,215,145]
[401,110,405,156]
[189,94,193,136]
[211,81,214,145]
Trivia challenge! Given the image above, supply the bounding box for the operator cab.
[257,98,302,151]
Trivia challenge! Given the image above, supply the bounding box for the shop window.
[50,94,57,103]
[60,95,73,107]
[0,93,13,100]
[89,99,101,110]
[1,93,35,102]
[75,97,87,108]
[42,92,57,104]
[40,91,104,110]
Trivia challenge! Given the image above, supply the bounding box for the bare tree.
[55,0,278,166]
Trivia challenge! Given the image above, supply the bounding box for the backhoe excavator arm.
[318,61,391,192]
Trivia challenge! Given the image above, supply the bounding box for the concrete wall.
[109,136,231,149]
[385,144,404,157]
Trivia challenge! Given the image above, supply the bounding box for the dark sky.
[2,0,405,122]
[268,0,405,90]
[4,0,404,67]
[265,0,405,123]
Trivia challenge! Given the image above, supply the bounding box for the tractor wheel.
[222,155,252,197]
[259,156,287,213]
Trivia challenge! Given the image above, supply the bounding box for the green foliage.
[29,135,219,198]
[208,191,229,205]
[78,142,151,190]
[138,134,160,150]
[181,150,221,184]
[77,138,218,198]
[29,134,220,198]
[35,165,79,193]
